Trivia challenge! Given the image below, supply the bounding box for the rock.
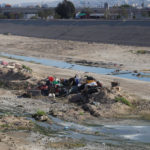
[17,105,23,108]
[111,81,119,88]
[136,73,141,77]
[49,110,58,117]
[113,86,121,92]
[32,114,48,122]
[134,70,138,73]
[69,94,87,104]
[40,115,48,122]
[57,112,63,117]
[82,104,101,117]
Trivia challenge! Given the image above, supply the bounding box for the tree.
[38,9,52,19]
[119,4,132,8]
[55,0,75,19]
[3,12,23,19]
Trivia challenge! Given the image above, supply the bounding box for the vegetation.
[38,9,52,19]
[119,4,132,8]
[0,13,7,19]
[55,0,75,19]
[115,96,131,106]
[148,11,150,17]
[47,140,85,149]
[36,110,46,116]
[79,111,84,115]
[140,113,150,120]
[119,8,128,18]
[33,124,55,136]
[22,65,32,72]
[136,50,147,54]
[30,16,38,19]
[0,12,23,19]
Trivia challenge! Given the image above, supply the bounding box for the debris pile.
[26,74,131,118]
[30,74,132,118]
[33,75,103,98]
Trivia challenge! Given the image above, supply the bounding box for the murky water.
[33,115,150,148]
[1,52,150,82]
[1,108,150,148]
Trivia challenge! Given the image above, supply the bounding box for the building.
[5,4,11,8]
[24,13,37,19]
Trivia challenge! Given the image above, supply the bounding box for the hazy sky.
[0,0,56,4]
[0,0,149,6]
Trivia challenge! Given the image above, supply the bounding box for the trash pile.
[31,75,103,98]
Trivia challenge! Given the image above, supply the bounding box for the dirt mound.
[0,61,37,90]
[69,87,118,105]
[0,68,32,81]
[69,87,132,117]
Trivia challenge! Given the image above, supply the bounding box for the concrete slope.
[0,19,150,46]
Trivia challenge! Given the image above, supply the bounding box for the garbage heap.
[35,75,103,98]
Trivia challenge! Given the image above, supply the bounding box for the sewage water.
[1,52,150,82]
[34,115,150,148]
[1,108,150,148]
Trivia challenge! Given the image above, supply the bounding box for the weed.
[79,112,84,115]
[22,64,32,72]
[115,96,131,106]
[28,61,41,64]
[36,110,46,116]
[0,124,10,128]
[140,113,150,120]
[47,140,85,149]
[136,50,146,54]
[0,81,5,88]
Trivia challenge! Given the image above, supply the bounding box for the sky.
[0,0,55,4]
[0,0,149,7]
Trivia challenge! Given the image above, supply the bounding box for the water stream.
[1,107,150,148]
[1,52,150,82]
[34,115,150,148]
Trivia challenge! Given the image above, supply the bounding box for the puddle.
[1,52,150,82]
